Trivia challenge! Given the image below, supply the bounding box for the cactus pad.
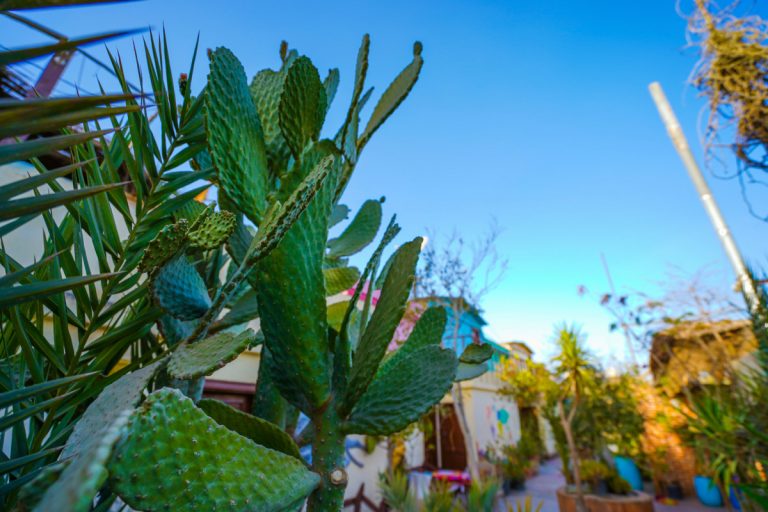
[215,289,259,331]
[198,398,301,459]
[344,238,422,411]
[329,203,350,228]
[174,199,209,225]
[62,358,166,459]
[167,329,255,380]
[250,67,290,172]
[34,411,132,512]
[345,345,456,435]
[254,147,340,411]
[138,221,188,273]
[278,56,326,158]
[17,461,68,510]
[205,47,268,224]
[246,152,336,265]
[459,342,494,364]
[323,68,340,112]
[157,314,197,347]
[151,254,211,320]
[109,388,320,511]
[455,361,488,382]
[324,266,360,296]
[187,210,236,250]
[359,41,423,150]
[378,306,446,378]
[327,199,382,258]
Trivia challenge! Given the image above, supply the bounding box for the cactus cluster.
[23,36,494,512]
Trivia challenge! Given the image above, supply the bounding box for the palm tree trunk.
[559,399,587,512]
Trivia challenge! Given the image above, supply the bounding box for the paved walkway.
[503,458,721,512]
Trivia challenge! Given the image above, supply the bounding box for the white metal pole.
[648,81,758,311]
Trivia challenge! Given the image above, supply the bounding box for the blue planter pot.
[694,476,723,507]
[614,456,643,491]
[729,486,743,511]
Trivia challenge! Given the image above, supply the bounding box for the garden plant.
[0,3,495,510]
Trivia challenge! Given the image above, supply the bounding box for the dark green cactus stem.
[307,403,347,512]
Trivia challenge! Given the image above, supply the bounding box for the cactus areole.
[26,36,497,512]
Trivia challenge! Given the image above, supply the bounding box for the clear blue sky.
[5,0,767,364]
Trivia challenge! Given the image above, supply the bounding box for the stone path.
[502,458,721,512]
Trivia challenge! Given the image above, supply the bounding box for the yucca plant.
[507,495,543,512]
[1,2,209,507]
[466,477,500,512]
[4,21,496,512]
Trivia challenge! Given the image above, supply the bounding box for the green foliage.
[62,359,166,460]
[423,480,459,512]
[33,410,131,512]
[324,266,361,295]
[109,389,319,511]
[346,345,457,434]
[327,198,383,259]
[678,374,768,509]
[151,254,211,320]
[454,342,495,382]
[279,56,326,158]
[466,478,500,512]
[506,496,544,512]
[459,342,494,364]
[574,373,645,460]
[197,398,301,458]
[579,459,610,484]
[187,210,236,250]
[379,471,418,512]
[0,12,207,504]
[2,16,434,510]
[205,47,269,224]
[344,238,422,411]
[607,474,632,495]
[139,222,189,272]
[166,329,254,379]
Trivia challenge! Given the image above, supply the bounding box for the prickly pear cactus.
[26,35,499,512]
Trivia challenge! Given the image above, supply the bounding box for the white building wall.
[461,371,521,456]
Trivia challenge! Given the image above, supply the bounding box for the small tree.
[415,224,507,482]
[552,325,594,512]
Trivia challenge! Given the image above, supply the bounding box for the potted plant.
[497,444,530,493]
[580,460,611,496]
[694,474,724,507]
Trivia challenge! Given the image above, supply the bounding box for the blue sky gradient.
[5,0,767,363]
